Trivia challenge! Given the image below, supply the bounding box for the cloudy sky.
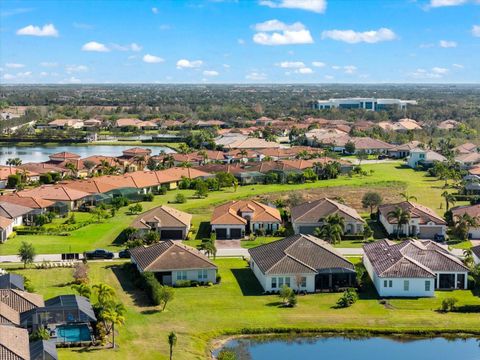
[1,0,480,84]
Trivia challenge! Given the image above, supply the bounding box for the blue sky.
[1,0,480,84]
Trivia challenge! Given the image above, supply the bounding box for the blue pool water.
[56,324,91,342]
[218,336,480,360]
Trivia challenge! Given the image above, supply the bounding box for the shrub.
[336,288,358,308]
[175,193,187,204]
[159,186,168,195]
[217,349,237,360]
[216,274,222,283]
[441,297,458,312]
[7,174,22,189]
[175,280,192,288]
[287,292,298,307]
[143,193,154,202]
[141,272,163,306]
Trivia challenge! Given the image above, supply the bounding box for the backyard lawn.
[0,162,468,256]
[2,259,480,360]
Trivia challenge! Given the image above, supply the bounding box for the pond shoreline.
[209,328,480,359]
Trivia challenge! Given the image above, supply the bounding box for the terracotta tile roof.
[122,147,152,157]
[0,166,38,181]
[18,185,90,201]
[363,239,468,278]
[0,325,30,360]
[124,171,163,188]
[130,240,217,272]
[455,152,480,164]
[115,118,143,127]
[131,205,192,230]
[0,216,13,230]
[291,198,365,224]
[451,204,480,219]
[389,141,423,152]
[438,119,459,130]
[61,178,118,194]
[81,155,119,167]
[49,152,81,161]
[468,166,480,176]
[453,142,478,154]
[0,194,54,209]
[249,234,355,275]
[193,163,245,175]
[378,201,446,225]
[18,162,67,175]
[211,200,281,225]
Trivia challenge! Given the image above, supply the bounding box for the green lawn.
[3,259,480,360]
[0,162,466,256]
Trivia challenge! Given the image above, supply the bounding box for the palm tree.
[315,214,345,244]
[180,161,192,168]
[93,283,115,305]
[102,302,126,349]
[400,191,417,202]
[387,207,411,238]
[65,162,77,176]
[441,191,456,211]
[71,283,91,299]
[134,155,147,170]
[463,248,474,268]
[163,154,175,169]
[6,157,22,171]
[197,150,208,165]
[453,213,479,241]
[168,332,177,360]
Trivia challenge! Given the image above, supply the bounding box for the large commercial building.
[313,98,417,111]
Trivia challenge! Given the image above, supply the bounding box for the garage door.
[418,226,442,239]
[230,229,242,239]
[160,230,184,240]
[215,228,227,239]
[299,226,318,235]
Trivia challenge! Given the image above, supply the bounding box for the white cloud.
[331,65,341,70]
[203,70,219,77]
[419,43,435,48]
[253,20,313,46]
[152,7,159,14]
[16,23,58,37]
[110,43,142,51]
[473,25,480,37]
[411,67,449,79]
[81,41,110,52]
[259,0,327,13]
[66,65,88,73]
[344,65,357,74]
[176,59,203,69]
[40,62,58,67]
[312,61,326,67]
[246,71,267,81]
[296,67,313,74]
[429,0,467,7]
[452,63,464,68]
[324,75,334,80]
[439,40,457,48]
[66,76,81,84]
[3,71,32,81]
[432,66,448,74]
[321,28,396,43]
[5,63,25,68]
[223,64,231,68]
[238,38,246,45]
[276,61,306,68]
[143,54,164,63]
[3,74,15,80]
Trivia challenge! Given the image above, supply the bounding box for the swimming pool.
[56,324,92,342]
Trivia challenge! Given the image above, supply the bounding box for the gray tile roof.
[248,234,355,275]
[0,202,33,219]
[378,201,446,225]
[291,198,364,224]
[131,205,192,230]
[472,245,480,259]
[363,239,468,278]
[30,340,58,360]
[0,274,24,291]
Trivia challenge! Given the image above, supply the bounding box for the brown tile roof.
[211,200,281,225]
[124,171,162,188]
[363,239,468,278]
[130,240,217,272]
[131,205,192,230]
[0,301,19,325]
[61,178,117,194]
[468,166,480,176]
[122,147,152,157]
[291,198,364,224]
[0,216,13,230]
[0,166,38,181]
[223,137,281,149]
[249,234,355,275]
[49,152,81,161]
[455,152,480,164]
[193,164,245,175]
[451,204,480,219]
[18,162,67,175]
[0,325,30,360]
[18,185,90,201]
[453,142,478,154]
[389,141,423,152]
[115,118,143,127]
[0,289,44,313]
[378,201,446,225]
[0,194,54,209]
[0,202,33,219]
[81,155,119,167]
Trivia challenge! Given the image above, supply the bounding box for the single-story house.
[0,202,34,227]
[249,234,356,293]
[407,148,446,169]
[455,152,480,169]
[453,142,477,155]
[0,288,45,314]
[378,201,447,239]
[130,205,192,240]
[48,119,84,129]
[0,325,30,360]
[129,241,218,285]
[30,340,59,360]
[363,239,469,297]
[291,198,365,235]
[451,204,480,239]
[18,185,90,210]
[211,200,282,239]
[387,141,423,159]
[472,245,480,265]
[0,216,14,243]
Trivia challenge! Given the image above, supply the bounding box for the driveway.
[215,240,241,249]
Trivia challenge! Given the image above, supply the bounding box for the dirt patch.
[254,185,405,212]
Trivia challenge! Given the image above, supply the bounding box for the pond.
[216,335,480,360]
[0,144,175,164]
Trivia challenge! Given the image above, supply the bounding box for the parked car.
[378,154,388,160]
[118,249,130,258]
[434,234,447,243]
[84,249,114,260]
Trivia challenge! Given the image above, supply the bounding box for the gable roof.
[378,201,446,225]
[389,141,423,152]
[49,152,81,161]
[0,202,33,219]
[211,200,281,225]
[129,240,217,272]
[291,198,364,224]
[0,274,24,291]
[0,216,13,230]
[249,234,355,275]
[363,239,468,278]
[451,204,480,219]
[0,194,54,210]
[0,325,30,360]
[131,205,192,230]
[472,245,480,259]
[30,340,58,360]
[453,142,477,154]
[0,289,45,313]
[18,185,90,202]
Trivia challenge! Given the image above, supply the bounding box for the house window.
[198,270,208,280]
[299,277,307,288]
[177,271,187,281]
[285,277,291,287]
[384,280,393,288]
[404,280,409,291]
[271,277,277,288]
[384,280,388,287]
[425,280,431,292]
[278,277,284,287]
[389,280,393,287]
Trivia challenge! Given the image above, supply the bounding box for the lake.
[0,144,175,164]
[217,336,480,360]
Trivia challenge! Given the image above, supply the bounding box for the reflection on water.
[217,336,480,360]
[0,145,175,164]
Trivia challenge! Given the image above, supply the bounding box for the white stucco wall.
[172,269,217,284]
[379,213,445,238]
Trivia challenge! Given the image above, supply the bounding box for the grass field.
[3,259,480,360]
[0,162,470,256]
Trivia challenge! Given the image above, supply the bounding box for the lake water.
[217,336,480,360]
[0,144,175,165]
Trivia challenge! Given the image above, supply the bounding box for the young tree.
[278,284,293,305]
[175,193,187,203]
[71,283,92,299]
[361,192,383,214]
[101,302,126,348]
[160,286,175,311]
[387,207,411,238]
[195,180,209,198]
[168,331,177,360]
[72,262,89,284]
[344,141,356,155]
[19,242,35,268]
[128,203,143,215]
[441,191,456,211]
[144,230,160,245]
[91,207,108,223]
[356,150,368,166]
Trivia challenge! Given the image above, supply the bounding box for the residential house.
[211,200,281,239]
[18,185,90,210]
[249,234,356,293]
[0,274,25,290]
[387,141,423,158]
[377,118,422,132]
[215,135,281,150]
[0,325,30,360]
[453,142,478,155]
[451,204,480,239]
[407,148,446,169]
[291,198,365,235]
[472,245,480,265]
[378,201,447,239]
[0,217,14,243]
[48,119,84,129]
[131,205,192,240]
[0,202,34,227]
[0,194,55,217]
[438,119,459,130]
[335,137,393,154]
[30,340,59,360]
[83,119,102,129]
[455,152,480,169]
[0,166,39,189]
[19,162,69,178]
[363,239,469,297]
[130,240,218,285]
[0,288,44,315]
